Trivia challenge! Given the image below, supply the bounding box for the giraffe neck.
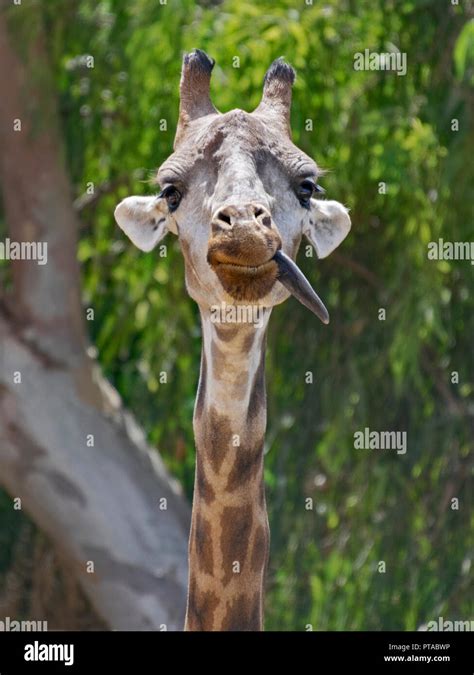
[184,306,271,631]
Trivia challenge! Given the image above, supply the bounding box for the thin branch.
[329,250,380,289]
[421,347,474,422]
[73,174,130,212]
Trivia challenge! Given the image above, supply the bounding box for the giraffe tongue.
[273,250,330,324]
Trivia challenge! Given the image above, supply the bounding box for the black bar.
[0,631,471,673]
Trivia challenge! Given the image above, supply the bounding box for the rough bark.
[0,3,189,630]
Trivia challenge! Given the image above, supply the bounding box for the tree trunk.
[0,3,189,630]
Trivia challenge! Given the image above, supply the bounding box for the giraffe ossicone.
[115,49,351,631]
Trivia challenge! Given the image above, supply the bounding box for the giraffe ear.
[303,199,351,258]
[114,196,175,252]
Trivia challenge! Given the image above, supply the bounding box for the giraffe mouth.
[215,260,276,276]
[208,254,279,302]
[273,250,330,324]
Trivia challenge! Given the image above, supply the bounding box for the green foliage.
[3,0,472,629]
[454,18,474,84]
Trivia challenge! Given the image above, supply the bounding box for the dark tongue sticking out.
[273,250,330,324]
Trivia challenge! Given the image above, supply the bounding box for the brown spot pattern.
[220,504,253,586]
[225,440,263,492]
[196,456,215,505]
[194,510,214,575]
[220,592,261,631]
[242,329,256,352]
[214,324,239,342]
[210,339,226,376]
[185,576,220,631]
[232,368,250,400]
[197,406,232,474]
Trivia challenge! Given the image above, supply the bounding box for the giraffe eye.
[296,179,324,207]
[159,185,182,212]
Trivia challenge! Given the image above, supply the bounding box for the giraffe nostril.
[261,215,272,227]
[217,211,232,225]
[254,208,264,218]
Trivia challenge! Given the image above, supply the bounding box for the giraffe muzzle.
[273,250,329,324]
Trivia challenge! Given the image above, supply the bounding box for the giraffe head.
[115,50,351,323]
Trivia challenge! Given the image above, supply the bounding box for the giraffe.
[114,50,351,631]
